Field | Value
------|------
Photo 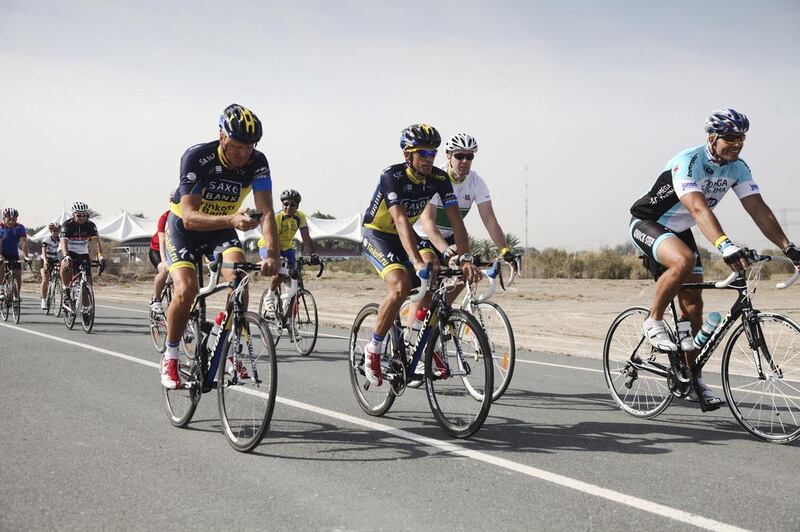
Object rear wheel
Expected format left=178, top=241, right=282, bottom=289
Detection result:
left=10, top=279, right=21, bottom=324
left=0, top=282, right=8, bottom=321
left=602, top=306, right=673, bottom=418
left=425, top=309, right=493, bottom=438
left=54, top=279, right=64, bottom=318
left=80, top=283, right=95, bottom=333
left=163, top=315, right=203, bottom=427
left=291, top=290, right=318, bottom=355
left=722, top=313, right=800, bottom=444
left=349, top=303, right=395, bottom=416
left=217, top=312, right=277, bottom=452
left=464, top=300, right=515, bottom=402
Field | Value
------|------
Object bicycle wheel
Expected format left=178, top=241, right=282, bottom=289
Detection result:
left=258, top=287, right=282, bottom=348
left=0, top=282, right=8, bottom=321
left=11, top=279, right=21, bottom=324
left=291, top=289, right=318, bottom=356
left=425, top=309, right=493, bottom=438
left=722, top=313, right=800, bottom=443
left=163, top=316, right=203, bottom=427
left=348, top=303, right=395, bottom=416
left=63, top=285, right=77, bottom=329
left=150, top=307, right=167, bottom=353
left=217, top=312, right=277, bottom=452
left=465, top=300, right=515, bottom=402
left=54, top=279, right=63, bottom=318
left=603, top=306, right=673, bottom=418
left=80, top=283, right=95, bottom=333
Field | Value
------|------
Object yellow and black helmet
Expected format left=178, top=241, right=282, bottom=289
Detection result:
left=219, top=103, right=263, bottom=144
left=399, top=123, right=441, bottom=151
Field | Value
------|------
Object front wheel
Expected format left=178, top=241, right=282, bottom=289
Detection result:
left=722, top=313, right=800, bottom=444
left=348, top=303, right=395, bottom=416
left=54, top=279, right=64, bottom=318
left=10, top=279, right=21, bottom=324
left=425, top=309, right=493, bottom=438
left=463, top=300, right=515, bottom=402
left=63, top=285, right=77, bottom=329
left=602, top=306, right=673, bottom=418
left=80, top=283, right=95, bottom=333
left=217, top=312, right=277, bottom=452
left=163, top=316, right=203, bottom=427
left=291, top=290, right=318, bottom=356
left=0, top=283, right=8, bottom=321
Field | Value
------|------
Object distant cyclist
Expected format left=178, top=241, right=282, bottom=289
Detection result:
left=60, top=202, right=105, bottom=311
left=257, top=188, right=317, bottom=313
left=160, top=103, right=280, bottom=389
left=629, top=108, right=800, bottom=409
left=40, top=222, right=61, bottom=309
left=416, top=132, right=516, bottom=303
left=0, top=207, right=31, bottom=300
left=148, top=209, right=170, bottom=313
left=360, top=123, right=479, bottom=386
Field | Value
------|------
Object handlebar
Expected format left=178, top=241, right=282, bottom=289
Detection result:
left=408, top=263, right=432, bottom=303
left=713, top=250, right=799, bottom=289
left=472, top=260, right=500, bottom=302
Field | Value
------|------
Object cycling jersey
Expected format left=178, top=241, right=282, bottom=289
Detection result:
left=149, top=211, right=170, bottom=251
left=41, top=234, right=60, bottom=260
left=60, top=219, right=98, bottom=255
left=363, top=163, right=457, bottom=235
left=0, top=223, right=27, bottom=258
left=630, top=144, right=760, bottom=232
left=414, top=168, right=491, bottom=239
left=170, top=140, right=272, bottom=218
left=257, top=209, right=307, bottom=252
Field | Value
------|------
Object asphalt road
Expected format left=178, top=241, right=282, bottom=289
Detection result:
left=1, top=293, right=798, bottom=531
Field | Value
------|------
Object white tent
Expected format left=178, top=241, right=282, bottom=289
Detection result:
left=96, top=211, right=157, bottom=242
left=236, top=214, right=364, bottom=245
left=29, top=211, right=71, bottom=242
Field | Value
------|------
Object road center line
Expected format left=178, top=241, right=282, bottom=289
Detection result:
left=0, top=321, right=749, bottom=532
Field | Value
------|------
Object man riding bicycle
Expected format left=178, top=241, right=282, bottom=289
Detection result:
left=257, top=188, right=318, bottom=313
left=40, top=222, right=61, bottom=309
left=161, top=103, right=280, bottom=389
left=0, top=207, right=31, bottom=300
left=60, top=202, right=105, bottom=311
left=361, top=123, right=480, bottom=386
left=629, top=108, right=800, bottom=409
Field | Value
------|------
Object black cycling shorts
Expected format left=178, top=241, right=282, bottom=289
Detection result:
left=164, top=212, right=243, bottom=272
left=362, top=228, right=435, bottom=279
left=629, top=218, right=702, bottom=276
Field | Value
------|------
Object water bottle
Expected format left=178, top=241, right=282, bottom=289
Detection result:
left=207, top=311, right=226, bottom=353
left=693, top=312, right=721, bottom=350
left=676, top=319, right=694, bottom=352
left=405, top=308, right=427, bottom=344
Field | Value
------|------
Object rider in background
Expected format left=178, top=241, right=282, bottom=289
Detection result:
left=0, top=207, right=31, bottom=300
left=148, top=209, right=170, bottom=313
left=257, top=188, right=317, bottom=314
left=59, top=202, right=105, bottom=311
left=40, top=223, right=61, bottom=309
left=629, top=108, right=800, bottom=409
left=360, top=123, right=479, bottom=386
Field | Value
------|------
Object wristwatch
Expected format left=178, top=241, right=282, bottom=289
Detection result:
left=457, top=253, right=474, bottom=265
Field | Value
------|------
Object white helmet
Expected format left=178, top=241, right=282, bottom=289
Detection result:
left=71, top=201, right=89, bottom=214
left=445, top=132, right=478, bottom=153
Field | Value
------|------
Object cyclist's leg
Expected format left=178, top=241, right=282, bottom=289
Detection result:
left=41, top=261, right=50, bottom=299
left=407, top=236, right=443, bottom=325
left=216, top=233, right=247, bottom=306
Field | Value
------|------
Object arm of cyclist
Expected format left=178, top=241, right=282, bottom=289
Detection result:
left=739, top=194, right=800, bottom=270
left=419, top=202, right=451, bottom=254
left=388, top=204, right=429, bottom=274
left=476, top=200, right=515, bottom=262
left=299, top=225, right=317, bottom=259
left=179, top=194, right=259, bottom=232
left=254, top=189, right=280, bottom=276
left=681, top=191, right=748, bottom=272
left=443, top=204, right=481, bottom=284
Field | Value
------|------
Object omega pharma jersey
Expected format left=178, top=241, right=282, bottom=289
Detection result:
left=170, top=141, right=272, bottom=218
left=630, top=144, right=760, bottom=233
left=257, top=209, right=308, bottom=251
left=414, top=169, right=491, bottom=239
left=363, top=163, right=457, bottom=235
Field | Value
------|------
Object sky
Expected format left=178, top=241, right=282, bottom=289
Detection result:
left=1, top=0, right=799, bottom=250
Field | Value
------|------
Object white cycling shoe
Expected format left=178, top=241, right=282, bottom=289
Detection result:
left=642, top=318, right=677, bottom=352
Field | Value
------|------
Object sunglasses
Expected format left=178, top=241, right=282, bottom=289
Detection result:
left=719, top=133, right=746, bottom=143
left=282, top=201, right=297, bottom=208
left=452, top=152, right=475, bottom=161
left=75, top=214, right=88, bottom=218
left=413, top=149, right=437, bottom=158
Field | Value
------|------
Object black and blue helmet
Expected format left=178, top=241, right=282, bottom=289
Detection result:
left=399, top=123, right=441, bottom=151
left=704, top=108, right=749, bottom=135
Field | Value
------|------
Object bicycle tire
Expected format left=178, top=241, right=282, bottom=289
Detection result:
left=163, top=315, right=203, bottom=427
left=258, top=287, right=282, bottom=348
left=150, top=308, right=168, bottom=353
left=63, top=285, right=77, bottom=329
left=80, top=283, right=95, bottom=333
left=44, top=278, right=53, bottom=315
left=722, top=312, right=800, bottom=444
left=217, top=312, right=277, bottom=452
left=11, top=279, right=21, bottom=324
left=54, top=279, right=63, bottom=318
left=348, top=303, right=396, bottom=416
left=602, top=306, right=673, bottom=418
left=0, top=281, right=8, bottom=322
left=464, top=300, right=515, bottom=402
left=425, top=309, right=493, bottom=438
left=291, top=289, right=318, bottom=356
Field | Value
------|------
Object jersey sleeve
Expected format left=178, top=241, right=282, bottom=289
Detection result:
left=297, top=210, right=308, bottom=229
left=88, top=221, right=99, bottom=237
left=157, top=211, right=169, bottom=233
left=435, top=178, right=458, bottom=208
left=731, top=160, right=760, bottom=199
left=251, top=153, right=272, bottom=193
left=380, top=170, right=405, bottom=209
left=177, top=149, right=205, bottom=197
left=473, top=174, right=492, bottom=204
left=670, top=152, right=703, bottom=199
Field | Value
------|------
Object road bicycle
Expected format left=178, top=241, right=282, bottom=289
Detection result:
left=603, top=250, right=800, bottom=443
left=162, top=257, right=277, bottom=452
left=149, top=276, right=173, bottom=353
left=258, top=256, right=323, bottom=355
left=42, top=258, right=62, bottom=316
left=0, top=258, right=29, bottom=324
left=62, top=259, right=103, bottom=333
left=349, top=266, right=494, bottom=438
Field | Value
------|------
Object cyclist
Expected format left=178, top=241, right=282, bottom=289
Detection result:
left=161, top=103, right=280, bottom=390
left=0, top=207, right=31, bottom=301
left=416, top=132, right=516, bottom=302
left=39, top=222, right=61, bottom=309
left=361, top=123, right=480, bottom=386
left=60, top=202, right=105, bottom=311
left=257, top=188, right=318, bottom=313
left=629, top=108, right=800, bottom=409
left=148, top=209, right=170, bottom=313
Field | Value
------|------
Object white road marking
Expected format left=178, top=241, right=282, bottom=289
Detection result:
left=0, top=321, right=749, bottom=532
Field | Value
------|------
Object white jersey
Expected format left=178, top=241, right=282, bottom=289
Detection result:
left=414, top=168, right=491, bottom=238
left=42, top=235, right=60, bottom=259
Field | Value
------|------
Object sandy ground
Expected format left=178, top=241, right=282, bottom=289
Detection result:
left=55, top=269, right=800, bottom=360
